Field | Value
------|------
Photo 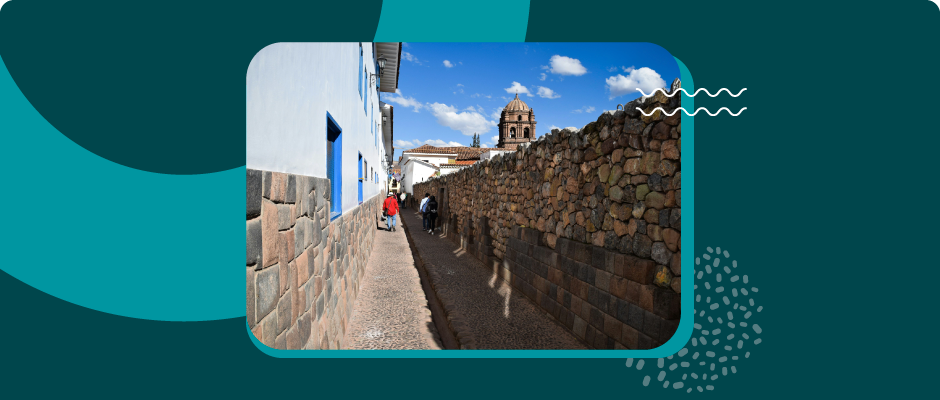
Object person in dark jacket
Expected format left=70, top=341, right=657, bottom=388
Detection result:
left=426, top=195, right=438, bottom=234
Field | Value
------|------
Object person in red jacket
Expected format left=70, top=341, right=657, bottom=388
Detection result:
left=382, top=192, right=400, bottom=232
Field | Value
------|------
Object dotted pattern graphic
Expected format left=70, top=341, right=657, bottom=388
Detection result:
left=626, top=247, right=763, bottom=393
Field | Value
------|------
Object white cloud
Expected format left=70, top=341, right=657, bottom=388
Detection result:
left=402, top=42, right=410, bottom=48
left=382, top=89, right=423, bottom=112
left=456, top=83, right=464, bottom=87
left=402, top=52, right=421, bottom=65
left=490, top=107, right=504, bottom=120
left=427, top=102, right=497, bottom=136
left=607, top=66, right=619, bottom=72
left=539, top=73, right=547, bottom=81
left=425, top=139, right=465, bottom=147
left=504, top=81, right=533, bottom=97
left=443, top=60, right=455, bottom=68
left=623, top=65, right=635, bottom=73
left=549, top=125, right=561, bottom=131
left=536, top=86, right=561, bottom=99
left=606, top=67, right=667, bottom=99
left=396, top=139, right=465, bottom=148
left=484, top=135, right=500, bottom=147
left=549, top=55, right=587, bottom=76
left=572, top=106, right=596, bottom=114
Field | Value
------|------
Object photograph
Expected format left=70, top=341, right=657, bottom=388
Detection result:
left=246, top=42, right=682, bottom=350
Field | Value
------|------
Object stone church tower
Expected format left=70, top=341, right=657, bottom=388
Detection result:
left=497, top=93, right=536, bottom=149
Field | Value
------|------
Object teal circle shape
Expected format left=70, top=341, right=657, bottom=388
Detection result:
left=0, top=56, right=242, bottom=321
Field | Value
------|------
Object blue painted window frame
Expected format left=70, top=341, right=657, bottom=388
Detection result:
left=358, top=153, right=364, bottom=204
left=326, top=112, right=343, bottom=221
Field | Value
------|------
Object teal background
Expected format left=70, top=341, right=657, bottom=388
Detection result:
left=1, top=0, right=937, bottom=398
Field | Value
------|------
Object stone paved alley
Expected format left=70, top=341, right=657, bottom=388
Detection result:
left=343, top=219, right=441, bottom=350
left=401, top=209, right=586, bottom=350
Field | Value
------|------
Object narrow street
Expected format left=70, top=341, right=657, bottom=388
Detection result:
left=342, top=215, right=441, bottom=350
left=402, top=209, right=586, bottom=350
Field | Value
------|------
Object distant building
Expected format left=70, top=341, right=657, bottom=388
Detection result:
left=479, top=148, right=516, bottom=161
left=398, top=144, right=488, bottom=194
left=497, top=93, right=536, bottom=149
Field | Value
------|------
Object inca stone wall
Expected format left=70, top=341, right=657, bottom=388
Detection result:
left=414, top=83, right=683, bottom=349
left=246, top=168, right=380, bottom=350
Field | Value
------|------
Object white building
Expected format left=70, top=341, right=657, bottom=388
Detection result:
left=247, top=42, right=401, bottom=220
left=400, top=158, right=439, bottom=195
left=479, top=148, right=516, bottom=161
left=397, top=145, right=489, bottom=195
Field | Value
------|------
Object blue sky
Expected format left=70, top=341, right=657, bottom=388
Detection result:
left=382, top=42, right=680, bottom=160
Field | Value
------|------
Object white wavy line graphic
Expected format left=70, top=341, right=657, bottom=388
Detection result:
left=637, top=107, right=747, bottom=117
left=636, top=88, right=747, bottom=97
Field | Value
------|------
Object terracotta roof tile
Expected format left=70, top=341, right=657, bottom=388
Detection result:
left=402, top=144, right=489, bottom=161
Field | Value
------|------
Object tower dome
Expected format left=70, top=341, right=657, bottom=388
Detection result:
left=505, top=93, right=530, bottom=111
left=497, top=93, right=536, bottom=149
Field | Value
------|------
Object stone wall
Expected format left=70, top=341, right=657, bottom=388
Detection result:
left=246, top=168, right=380, bottom=350
left=414, top=84, right=683, bottom=349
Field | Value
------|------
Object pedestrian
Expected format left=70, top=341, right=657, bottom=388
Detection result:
left=399, top=191, right=406, bottom=208
left=419, top=193, right=430, bottom=230
left=426, top=195, right=438, bottom=234
left=382, top=192, right=399, bottom=232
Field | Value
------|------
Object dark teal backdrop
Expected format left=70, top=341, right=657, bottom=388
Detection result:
left=0, top=0, right=937, bottom=398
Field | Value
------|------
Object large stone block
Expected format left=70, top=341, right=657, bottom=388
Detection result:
left=276, top=292, right=291, bottom=335
left=622, top=255, right=655, bottom=284
left=278, top=230, right=294, bottom=267
left=286, top=327, right=301, bottom=350
left=246, top=268, right=255, bottom=329
left=246, top=219, right=262, bottom=267
left=277, top=204, right=292, bottom=231
left=256, top=265, right=279, bottom=324
left=271, top=172, right=288, bottom=203
left=311, top=214, right=322, bottom=248
left=286, top=174, right=297, bottom=203
left=247, top=169, right=262, bottom=219
left=642, top=310, right=663, bottom=341
left=261, top=199, right=279, bottom=268
left=261, top=313, right=276, bottom=348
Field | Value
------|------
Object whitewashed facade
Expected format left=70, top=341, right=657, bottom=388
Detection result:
left=247, top=42, right=400, bottom=219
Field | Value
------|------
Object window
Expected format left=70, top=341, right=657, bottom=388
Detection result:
left=517, top=115, right=522, bottom=121
left=510, top=127, right=516, bottom=138
left=358, top=153, right=364, bottom=204
left=524, top=128, right=530, bottom=138
left=327, top=112, right=343, bottom=221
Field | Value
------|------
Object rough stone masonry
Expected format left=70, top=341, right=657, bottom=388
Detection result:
left=414, top=79, right=683, bottom=349
left=247, top=169, right=380, bottom=350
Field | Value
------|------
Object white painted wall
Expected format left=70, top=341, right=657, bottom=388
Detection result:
left=247, top=42, right=389, bottom=216
left=439, top=166, right=466, bottom=176
left=480, top=149, right=514, bottom=161
left=401, top=160, right=438, bottom=195
left=400, top=152, right=454, bottom=168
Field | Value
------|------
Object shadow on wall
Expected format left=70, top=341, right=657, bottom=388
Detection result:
left=411, top=83, right=683, bottom=349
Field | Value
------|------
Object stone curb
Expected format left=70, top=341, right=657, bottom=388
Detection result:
left=401, top=214, right=477, bottom=350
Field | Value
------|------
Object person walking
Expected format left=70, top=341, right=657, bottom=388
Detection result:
left=426, top=195, right=439, bottom=234
left=419, top=193, right=430, bottom=231
left=382, top=192, right=399, bottom=232
left=399, top=191, right=406, bottom=209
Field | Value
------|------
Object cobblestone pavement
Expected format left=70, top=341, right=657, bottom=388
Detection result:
left=343, top=218, right=441, bottom=350
left=403, top=210, right=587, bottom=350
